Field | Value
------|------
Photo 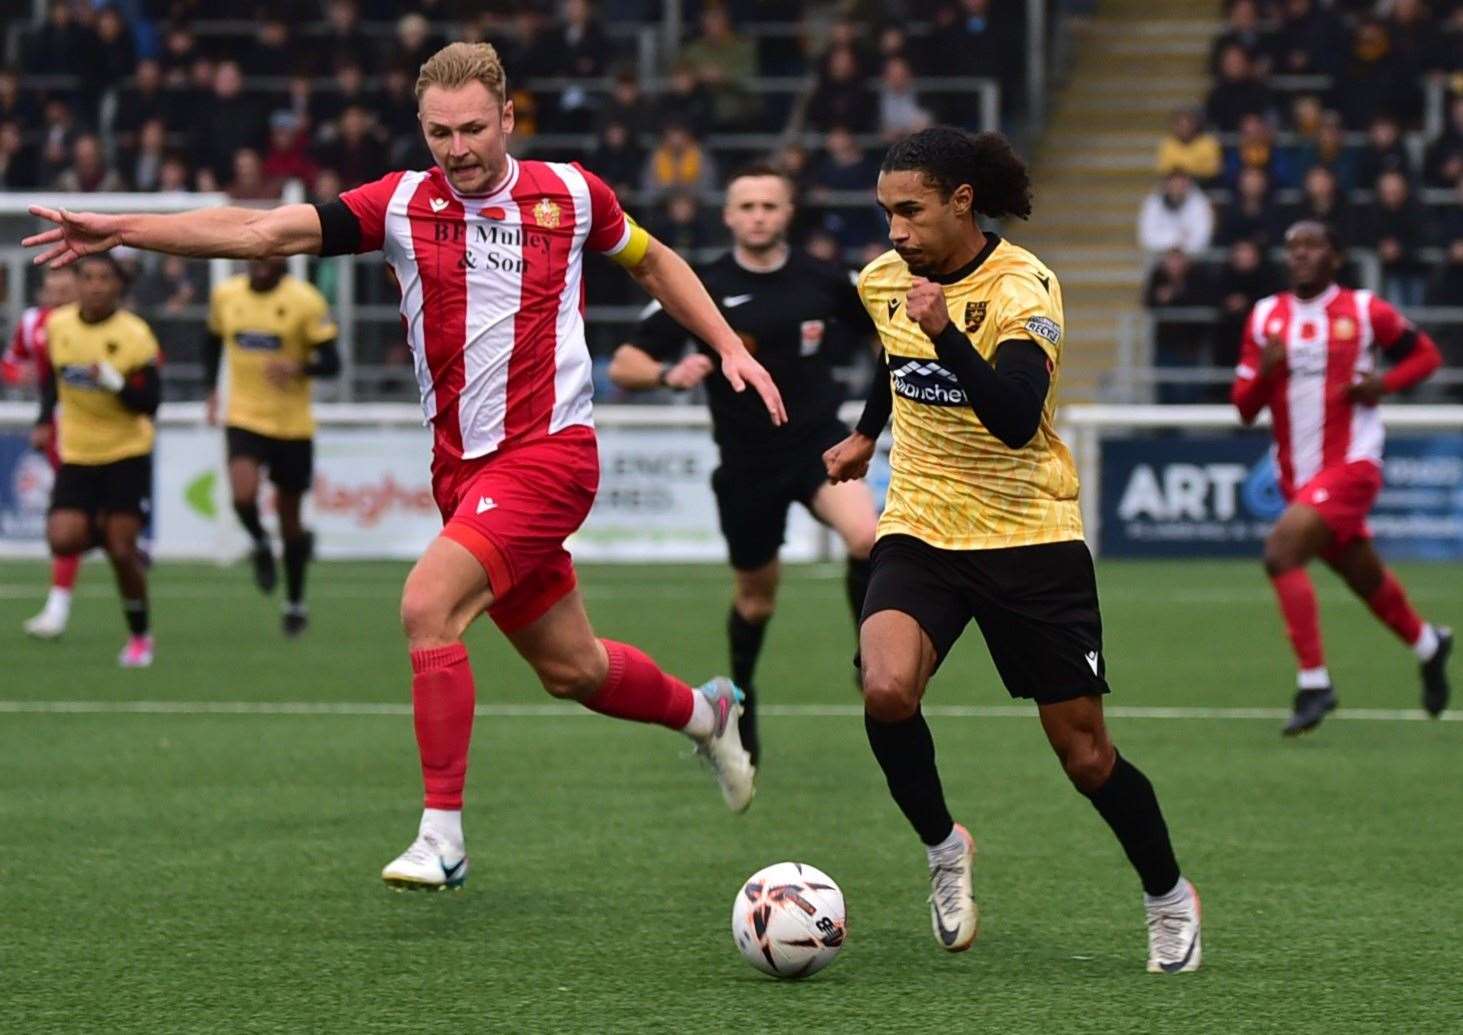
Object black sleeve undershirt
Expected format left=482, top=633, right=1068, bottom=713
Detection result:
left=930, top=326, right=1051, bottom=449
left=117, top=364, right=161, bottom=416
left=314, top=201, right=361, bottom=257
left=855, top=353, right=893, bottom=438
left=202, top=332, right=222, bottom=388
left=304, top=340, right=341, bottom=378
left=37, top=366, right=57, bottom=425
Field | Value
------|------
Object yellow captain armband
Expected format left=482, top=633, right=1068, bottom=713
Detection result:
left=608, top=216, right=651, bottom=269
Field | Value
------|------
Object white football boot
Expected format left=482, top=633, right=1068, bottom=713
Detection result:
left=118, top=634, right=154, bottom=668
left=381, top=827, right=469, bottom=891
left=928, top=823, right=979, bottom=952
left=693, top=677, right=756, bottom=814
left=23, top=604, right=68, bottom=639
left=1145, top=878, right=1202, bottom=973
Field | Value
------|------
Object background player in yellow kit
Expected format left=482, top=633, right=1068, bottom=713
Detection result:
left=204, top=257, right=339, bottom=636
left=38, top=254, right=161, bottom=667
left=825, top=127, right=1199, bottom=973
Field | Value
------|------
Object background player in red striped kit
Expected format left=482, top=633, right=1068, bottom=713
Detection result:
left=23, top=42, right=787, bottom=889
left=3, top=266, right=82, bottom=638
left=1232, top=221, right=1452, bottom=735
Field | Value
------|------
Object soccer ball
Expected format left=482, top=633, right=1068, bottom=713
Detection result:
left=731, top=862, right=846, bottom=979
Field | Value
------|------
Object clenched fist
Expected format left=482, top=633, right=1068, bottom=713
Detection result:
left=906, top=277, right=951, bottom=339
left=823, top=432, right=876, bottom=484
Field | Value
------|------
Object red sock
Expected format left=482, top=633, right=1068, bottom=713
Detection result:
left=409, top=643, right=476, bottom=810
left=1269, top=569, right=1324, bottom=670
left=1365, top=570, right=1424, bottom=647
left=51, top=554, right=79, bottom=591
left=584, top=640, right=695, bottom=729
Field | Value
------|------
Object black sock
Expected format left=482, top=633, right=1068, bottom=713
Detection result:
left=728, top=607, right=768, bottom=765
left=845, top=556, right=872, bottom=625
left=234, top=502, right=267, bottom=546
left=865, top=708, right=955, bottom=846
left=1084, top=752, right=1182, bottom=896
left=283, top=532, right=314, bottom=606
left=122, top=598, right=149, bottom=636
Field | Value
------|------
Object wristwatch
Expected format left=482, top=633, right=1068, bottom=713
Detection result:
left=656, top=363, right=671, bottom=388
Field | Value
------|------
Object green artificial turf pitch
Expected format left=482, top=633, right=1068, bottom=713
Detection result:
left=2, top=559, right=1460, bottom=1033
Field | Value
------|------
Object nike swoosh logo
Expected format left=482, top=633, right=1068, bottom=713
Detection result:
left=430, top=198, right=449, bottom=213
left=933, top=905, right=963, bottom=946
left=441, top=857, right=466, bottom=881
left=1159, top=931, right=1199, bottom=973
left=722, top=294, right=753, bottom=307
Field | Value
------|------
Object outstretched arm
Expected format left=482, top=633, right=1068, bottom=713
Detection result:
left=23, top=203, right=324, bottom=268
left=626, top=236, right=786, bottom=424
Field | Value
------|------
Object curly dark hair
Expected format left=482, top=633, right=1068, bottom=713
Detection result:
left=879, top=127, right=1033, bottom=221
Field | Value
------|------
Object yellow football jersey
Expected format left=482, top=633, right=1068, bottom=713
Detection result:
left=45, top=304, right=159, bottom=465
left=858, top=235, right=1083, bottom=551
left=209, top=275, right=337, bottom=440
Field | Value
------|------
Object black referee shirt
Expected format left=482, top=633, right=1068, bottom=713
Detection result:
left=633, top=250, right=874, bottom=461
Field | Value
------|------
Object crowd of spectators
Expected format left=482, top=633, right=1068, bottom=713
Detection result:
left=1139, top=0, right=1462, bottom=402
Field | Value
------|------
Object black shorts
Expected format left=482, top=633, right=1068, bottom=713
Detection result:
left=712, top=426, right=846, bottom=571
left=50, top=454, right=153, bottom=519
left=861, top=534, right=1110, bottom=705
left=226, top=426, right=314, bottom=494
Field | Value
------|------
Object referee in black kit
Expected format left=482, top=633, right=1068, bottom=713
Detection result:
left=610, top=164, right=879, bottom=766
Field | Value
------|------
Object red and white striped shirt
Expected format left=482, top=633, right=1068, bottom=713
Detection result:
left=1232, top=285, right=1440, bottom=492
left=2, top=306, right=53, bottom=387
left=335, top=157, right=636, bottom=461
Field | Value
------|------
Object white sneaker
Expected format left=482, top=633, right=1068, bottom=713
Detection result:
left=381, top=828, right=469, bottom=891
left=23, top=606, right=68, bottom=639
left=694, top=677, right=756, bottom=814
left=928, top=823, right=979, bottom=952
left=1146, top=878, right=1202, bottom=973
left=118, top=634, right=154, bottom=668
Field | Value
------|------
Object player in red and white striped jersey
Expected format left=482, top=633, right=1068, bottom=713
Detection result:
left=3, top=266, right=83, bottom=638
left=23, top=43, right=787, bottom=888
left=1232, top=221, right=1452, bottom=734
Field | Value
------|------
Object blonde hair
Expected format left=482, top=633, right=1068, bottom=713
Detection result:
left=415, top=42, right=508, bottom=105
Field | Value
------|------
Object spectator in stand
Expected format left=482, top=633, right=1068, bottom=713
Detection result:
left=133, top=254, right=204, bottom=320
left=1284, top=164, right=1352, bottom=247
left=0, top=67, right=39, bottom=132
left=805, top=45, right=877, bottom=134
left=1354, top=113, right=1413, bottom=190
left=644, top=191, right=716, bottom=257
left=114, top=59, right=178, bottom=154
left=54, top=132, right=124, bottom=193
left=657, top=63, right=716, bottom=137
left=195, top=60, right=265, bottom=185
left=317, top=0, right=372, bottom=76
left=1357, top=169, right=1428, bottom=307
left=1224, top=113, right=1299, bottom=190
left=1426, top=187, right=1463, bottom=307
left=877, top=55, right=932, bottom=141
left=159, top=21, right=198, bottom=79
left=590, top=119, right=644, bottom=198
left=316, top=104, right=387, bottom=190
left=544, top=0, right=609, bottom=133
left=1217, top=167, right=1284, bottom=248
left=312, top=60, right=375, bottom=135
left=1156, top=107, right=1221, bottom=184
left=1425, top=7, right=1463, bottom=76
left=1275, top=0, right=1350, bottom=78
left=804, top=228, right=842, bottom=264
left=262, top=111, right=319, bottom=189
left=127, top=118, right=169, bottom=192
left=820, top=19, right=875, bottom=80
left=641, top=119, right=718, bottom=202
left=37, top=95, right=77, bottom=186
left=875, top=24, right=915, bottom=70
left=244, top=18, right=297, bottom=81
left=1138, top=171, right=1215, bottom=256
left=24, top=1, right=89, bottom=76
left=0, top=120, right=39, bottom=189
left=600, top=68, right=659, bottom=145
left=157, top=153, right=192, bottom=193
left=680, top=4, right=759, bottom=130
left=1209, top=0, right=1275, bottom=76
left=1423, top=94, right=1463, bottom=189
left=1144, top=247, right=1216, bottom=404
left=1206, top=44, right=1275, bottom=132
left=394, top=13, right=441, bottom=75
left=1296, top=109, right=1359, bottom=192
left=378, top=67, right=423, bottom=167
left=808, top=125, right=882, bottom=248
left=1339, top=18, right=1412, bottom=129
left=228, top=148, right=279, bottom=201
left=1214, top=238, right=1282, bottom=368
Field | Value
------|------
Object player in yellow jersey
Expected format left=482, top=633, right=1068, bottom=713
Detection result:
left=37, top=254, right=160, bottom=667
left=823, top=128, right=1200, bottom=973
left=204, top=257, right=339, bottom=636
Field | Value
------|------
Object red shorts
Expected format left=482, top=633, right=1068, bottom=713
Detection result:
left=1285, top=460, right=1382, bottom=555
left=432, top=426, right=599, bottom=633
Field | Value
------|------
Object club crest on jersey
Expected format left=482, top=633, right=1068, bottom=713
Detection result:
left=964, top=301, right=987, bottom=333
left=1332, top=316, right=1356, bottom=339
left=533, top=198, right=561, bottom=229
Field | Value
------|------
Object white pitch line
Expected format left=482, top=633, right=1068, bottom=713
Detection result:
left=0, top=701, right=1455, bottom=722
